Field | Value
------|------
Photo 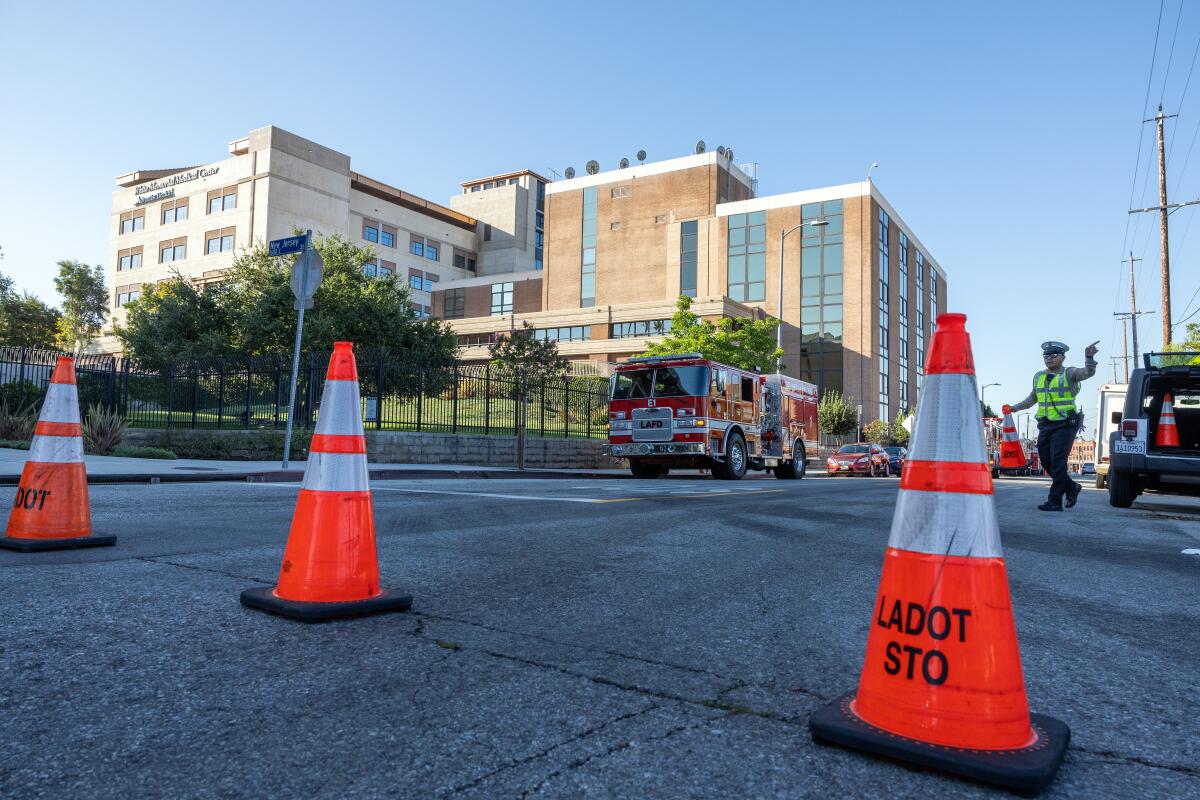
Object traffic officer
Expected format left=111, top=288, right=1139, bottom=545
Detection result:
left=1007, top=340, right=1098, bottom=511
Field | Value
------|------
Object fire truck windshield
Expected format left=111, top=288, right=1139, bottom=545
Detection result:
left=611, top=367, right=708, bottom=399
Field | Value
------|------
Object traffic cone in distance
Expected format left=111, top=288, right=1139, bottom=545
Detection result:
left=1156, top=394, right=1180, bottom=448
left=2, top=356, right=115, bottom=551
left=240, top=342, right=411, bottom=622
left=809, top=313, right=1069, bottom=792
left=999, top=409, right=1027, bottom=469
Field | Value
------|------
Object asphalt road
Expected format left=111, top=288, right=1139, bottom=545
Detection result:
left=1, top=474, right=1198, bottom=799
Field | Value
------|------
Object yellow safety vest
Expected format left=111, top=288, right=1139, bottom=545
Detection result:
left=1035, top=371, right=1076, bottom=421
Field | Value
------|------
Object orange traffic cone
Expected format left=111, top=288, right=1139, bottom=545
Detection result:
left=240, top=342, right=411, bottom=621
left=810, top=313, right=1069, bottom=792
left=999, top=407, right=1027, bottom=469
left=1156, top=393, right=1180, bottom=447
left=2, top=357, right=115, bottom=551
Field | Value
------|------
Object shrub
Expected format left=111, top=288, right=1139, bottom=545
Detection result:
left=82, top=403, right=127, bottom=455
left=863, top=419, right=891, bottom=445
left=144, top=428, right=311, bottom=460
left=0, top=400, right=36, bottom=442
left=111, top=445, right=177, bottom=460
left=0, top=380, right=44, bottom=414
left=0, top=439, right=30, bottom=450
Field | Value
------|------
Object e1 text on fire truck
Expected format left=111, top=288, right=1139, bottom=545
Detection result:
left=603, top=353, right=818, bottom=480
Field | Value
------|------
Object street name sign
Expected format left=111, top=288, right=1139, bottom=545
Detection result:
left=269, top=234, right=308, bottom=257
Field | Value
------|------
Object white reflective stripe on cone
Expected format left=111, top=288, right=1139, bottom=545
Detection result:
left=314, top=380, right=364, bottom=436
left=887, top=489, right=1002, bottom=558
left=907, top=373, right=987, bottom=464
left=27, top=434, right=85, bottom=464
left=38, top=383, right=81, bottom=425
left=1003, top=431, right=1019, bottom=442
left=300, top=451, right=369, bottom=492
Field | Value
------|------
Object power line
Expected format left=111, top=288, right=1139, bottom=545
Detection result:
left=1158, top=0, right=1186, bottom=104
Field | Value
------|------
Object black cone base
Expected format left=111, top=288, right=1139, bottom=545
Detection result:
left=240, top=586, right=412, bottom=622
left=0, top=535, right=116, bottom=552
left=810, top=693, right=1069, bottom=793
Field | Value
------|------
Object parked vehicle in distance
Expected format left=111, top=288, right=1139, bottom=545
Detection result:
left=883, top=446, right=907, bottom=475
left=604, top=353, right=818, bottom=480
left=1107, top=352, right=1200, bottom=507
left=1093, top=383, right=1128, bottom=489
left=1081, top=462, right=1096, bottom=475
left=826, top=443, right=891, bottom=477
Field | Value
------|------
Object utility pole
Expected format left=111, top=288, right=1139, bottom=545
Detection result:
left=1128, top=252, right=1141, bottom=361
left=1108, top=357, right=1123, bottom=383
left=1115, top=309, right=1154, bottom=374
left=1129, top=105, right=1200, bottom=348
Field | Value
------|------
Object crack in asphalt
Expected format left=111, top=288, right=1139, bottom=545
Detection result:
left=1071, top=746, right=1200, bottom=778
left=518, top=712, right=732, bottom=798
left=134, top=556, right=271, bottom=585
left=444, top=704, right=660, bottom=797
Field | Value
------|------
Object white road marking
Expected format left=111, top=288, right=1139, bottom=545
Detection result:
left=241, top=482, right=626, bottom=504
left=1183, top=549, right=1200, bottom=556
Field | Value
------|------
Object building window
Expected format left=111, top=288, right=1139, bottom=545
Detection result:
left=611, top=186, right=630, bottom=199
left=680, top=220, right=698, bottom=298
left=207, top=186, right=237, bottom=214
left=610, top=319, right=673, bottom=339
left=161, top=198, right=189, bottom=224
left=470, top=184, right=481, bottom=193
left=159, top=237, right=187, bottom=263
left=484, top=223, right=492, bottom=241
left=581, top=187, right=596, bottom=307
left=381, top=224, right=396, bottom=248
left=410, top=234, right=424, bottom=257
left=915, top=250, right=925, bottom=386
left=535, top=326, right=590, bottom=342
left=115, top=287, right=141, bottom=307
left=363, top=259, right=380, bottom=277
left=363, top=221, right=379, bottom=243
left=379, top=259, right=395, bottom=276
left=655, top=214, right=667, bottom=224
left=536, top=211, right=544, bottom=229
left=536, top=180, right=546, bottom=211
left=425, top=242, right=439, bottom=262
left=119, top=209, right=145, bottom=235
left=930, top=270, right=939, bottom=335
left=798, top=199, right=844, bottom=395
left=491, top=282, right=513, bottom=316
left=878, top=208, right=890, bottom=421
left=117, top=246, right=143, bottom=271
left=453, top=248, right=477, bottom=272
left=443, top=288, right=465, bottom=319
left=727, top=211, right=766, bottom=302
left=534, top=188, right=545, bottom=271
left=205, top=227, right=235, bottom=255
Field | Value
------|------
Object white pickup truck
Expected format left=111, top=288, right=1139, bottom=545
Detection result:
left=1092, top=383, right=1127, bottom=489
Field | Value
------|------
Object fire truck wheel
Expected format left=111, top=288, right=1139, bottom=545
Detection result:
left=714, top=433, right=747, bottom=480
left=629, top=459, right=664, bottom=479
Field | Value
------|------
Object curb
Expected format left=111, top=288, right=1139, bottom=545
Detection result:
left=0, top=467, right=634, bottom=486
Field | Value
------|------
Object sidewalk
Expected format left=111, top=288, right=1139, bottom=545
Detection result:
left=0, top=447, right=631, bottom=484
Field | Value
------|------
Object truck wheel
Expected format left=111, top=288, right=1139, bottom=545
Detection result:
left=1107, top=468, right=1138, bottom=508
left=774, top=448, right=807, bottom=480
left=629, top=460, right=662, bottom=479
left=714, top=433, right=747, bottom=480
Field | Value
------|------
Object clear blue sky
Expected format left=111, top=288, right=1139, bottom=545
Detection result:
left=2, top=1, right=1196, bottom=434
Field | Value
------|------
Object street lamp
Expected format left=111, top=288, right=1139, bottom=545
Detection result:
left=980, top=382, right=1000, bottom=416
left=1017, top=412, right=1031, bottom=440
left=777, top=217, right=828, bottom=373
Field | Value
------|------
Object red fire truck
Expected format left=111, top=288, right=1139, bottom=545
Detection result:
left=604, top=353, right=818, bottom=480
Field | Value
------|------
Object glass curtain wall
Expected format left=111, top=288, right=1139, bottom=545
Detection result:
left=727, top=211, right=767, bottom=301
left=581, top=187, right=597, bottom=306
left=798, top=199, right=844, bottom=396
left=915, top=250, right=926, bottom=392
left=878, top=208, right=890, bottom=423
left=898, top=230, right=909, bottom=413
left=680, top=220, right=698, bottom=297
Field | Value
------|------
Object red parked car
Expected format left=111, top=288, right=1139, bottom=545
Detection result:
left=826, top=443, right=892, bottom=477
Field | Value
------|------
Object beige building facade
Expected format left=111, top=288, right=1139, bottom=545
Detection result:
left=105, top=126, right=540, bottom=348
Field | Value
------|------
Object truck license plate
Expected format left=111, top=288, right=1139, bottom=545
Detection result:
left=1113, top=440, right=1146, bottom=455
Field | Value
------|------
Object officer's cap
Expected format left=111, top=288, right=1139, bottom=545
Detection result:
left=1041, top=341, right=1068, bottom=356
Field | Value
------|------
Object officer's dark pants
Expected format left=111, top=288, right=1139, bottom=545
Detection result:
left=1037, top=419, right=1079, bottom=506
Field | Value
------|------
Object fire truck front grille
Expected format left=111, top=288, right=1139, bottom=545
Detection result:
left=632, top=408, right=673, bottom=441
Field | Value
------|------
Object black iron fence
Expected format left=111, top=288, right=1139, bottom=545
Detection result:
left=0, top=346, right=611, bottom=440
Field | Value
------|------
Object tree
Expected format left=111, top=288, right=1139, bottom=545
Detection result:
left=863, top=419, right=891, bottom=445
left=54, top=259, right=108, bottom=351
left=0, top=269, right=60, bottom=349
left=642, top=295, right=783, bottom=372
left=980, top=401, right=997, bottom=418
left=890, top=409, right=912, bottom=446
left=0, top=293, right=61, bottom=349
left=1163, top=323, right=1200, bottom=364
left=221, top=234, right=457, bottom=362
left=114, top=275, right=235, bottom=370
left=818, top=389, right=858, bottom=439
left=489, top=321, right=568, bottom=382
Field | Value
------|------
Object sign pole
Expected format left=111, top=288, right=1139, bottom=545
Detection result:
left=282, top=230, right=312, bottom=469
